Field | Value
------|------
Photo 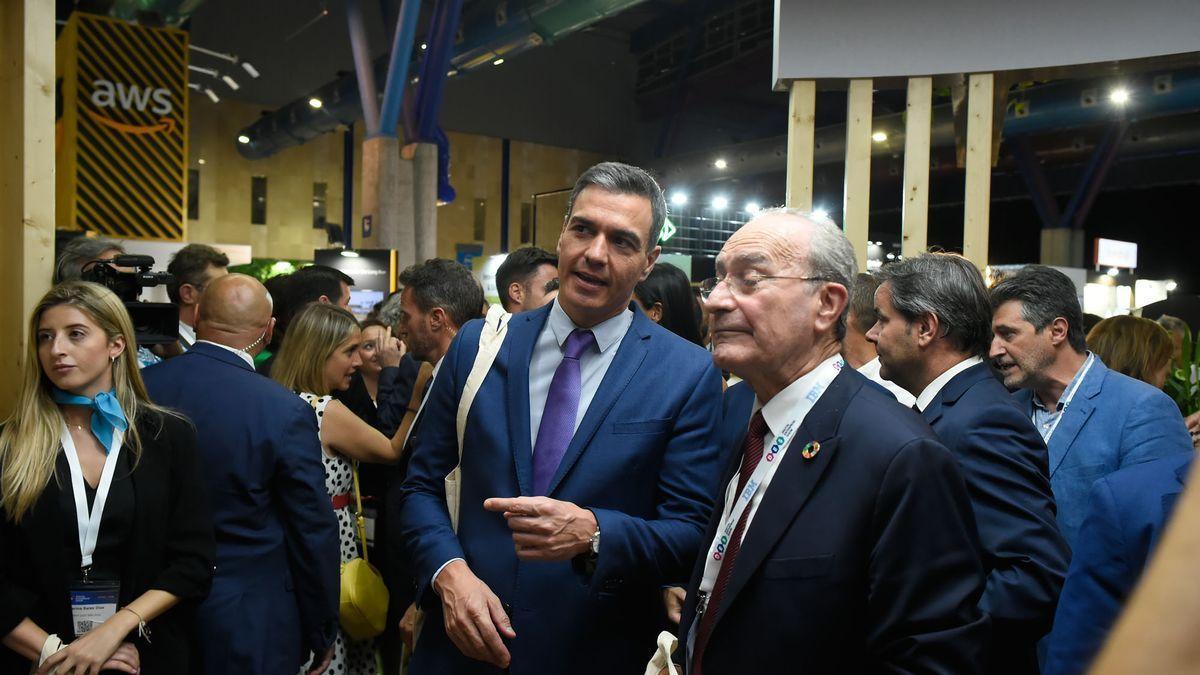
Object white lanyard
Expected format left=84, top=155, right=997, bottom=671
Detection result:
left=60, top=423, right=125, bottom=569
left=1039, top=353, right=1096, bottom=445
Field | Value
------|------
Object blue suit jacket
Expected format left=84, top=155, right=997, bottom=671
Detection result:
left=142, top=342, right=340, bottom=675
left=679, top=369, right=989, bottom=674
left=923, top=363, right=1070, bottom=672
left=1043, top=453, right=1193, bottom=675
left=1013, top=357, right=1192, bottom=547
left=397, top=303, right=725, bottom=675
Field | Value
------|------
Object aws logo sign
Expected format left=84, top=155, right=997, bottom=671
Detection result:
left=86, top=79, right=176, bottom=135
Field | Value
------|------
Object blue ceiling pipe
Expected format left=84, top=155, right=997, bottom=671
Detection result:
left=346, top=0, right=382, bottom=136
left=377, top=0, right=423, bottom=136
left=235, top=0, right=653, bottom=160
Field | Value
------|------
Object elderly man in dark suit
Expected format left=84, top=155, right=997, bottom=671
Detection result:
left=143, top=274, right=340, bottom=675
left=867, top=252, right=1071, bottom=674
left=678, top=210, right=987, bottom=674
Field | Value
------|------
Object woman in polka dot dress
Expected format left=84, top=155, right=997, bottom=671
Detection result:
left=271, top=303, right=410, bottom=675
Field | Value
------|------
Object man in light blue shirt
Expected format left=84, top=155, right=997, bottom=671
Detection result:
left=989, top=265, right=1191, bottom=548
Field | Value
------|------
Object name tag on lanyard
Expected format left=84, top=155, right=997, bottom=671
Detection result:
left=61, top=423, right=124, bottom=636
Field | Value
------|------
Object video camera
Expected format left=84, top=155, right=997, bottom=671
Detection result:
left=82, top=254, right=179, bottom=346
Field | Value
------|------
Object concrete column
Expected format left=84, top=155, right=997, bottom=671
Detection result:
left=361, top=136, right=415, bottom=268
left=413, top=142, right=438, bottom=262
left=1040, top=228, right=1086, bottom=267
left=0, top=0, right=55, bottom=417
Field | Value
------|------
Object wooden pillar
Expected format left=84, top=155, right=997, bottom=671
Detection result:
left=901, top=77, right=932, bottom=258
left=0, top=0, right=55, bottom=418
left=843, top=79, right=873, bottom=272
left=785, top=79, right=816, bottom=211
left=963, top=73, right=995, bottom=269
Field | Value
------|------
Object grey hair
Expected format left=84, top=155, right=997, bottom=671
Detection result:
left=760, top=207, right=858, bottom=340
left=377, top=291, right=404, bottom=331
left=565, top=162, right=667, bottom=252
left=990, top=265, right=1086, bottom=353
left=55, top=237, right=124, bottom=283
left=875, top=253, right=993, bottom=356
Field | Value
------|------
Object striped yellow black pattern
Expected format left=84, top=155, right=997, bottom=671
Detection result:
left=58, top=13, right=188, bottom=240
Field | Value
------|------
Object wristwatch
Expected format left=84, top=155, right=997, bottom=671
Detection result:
left=589, top=527, right=601, bottom=555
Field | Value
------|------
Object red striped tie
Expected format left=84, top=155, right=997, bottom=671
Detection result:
left=692, top=411, right=768, bottom=675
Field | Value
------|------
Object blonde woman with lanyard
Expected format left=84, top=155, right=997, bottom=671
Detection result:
left=272, top=303, right=407, bottom=675
left=0, top=281, right=215, bottom=674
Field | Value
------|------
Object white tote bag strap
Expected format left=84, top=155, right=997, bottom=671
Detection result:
left=446, top=304, right=512, bottom=531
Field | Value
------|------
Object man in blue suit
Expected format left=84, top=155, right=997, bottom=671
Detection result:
left=1043, top=452, right=1192, bottom=675
left=867, top=253, right=1070, bottom=674
left=989, top=265, right=1192, bottom=548
left=143, top=274, right=340, bottom=675
left=677, top=211, right=987, bottom=673
left=397, top=163, right=725, bottom=674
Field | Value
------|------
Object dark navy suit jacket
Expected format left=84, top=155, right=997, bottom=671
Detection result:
left=143, top=342, right=340, bottom=675
left=922, top=362, right=1071, bottom=674
left=1013, top=358, right=1191, bottom=547
left=397, top=303, right=725, bottom=675
left=679, top=368, right=989, bottom=674
left=1043, top=453, right=1193, bottom=675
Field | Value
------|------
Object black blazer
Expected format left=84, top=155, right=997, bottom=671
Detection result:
left=0, top=410, right=215, bottom=674
left=921, top=362, right=1070, bottom=674
left=679, top=368, right=989, bottom=674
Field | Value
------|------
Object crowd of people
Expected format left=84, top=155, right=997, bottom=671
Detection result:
left=1, top=161, right=1197, bottom=675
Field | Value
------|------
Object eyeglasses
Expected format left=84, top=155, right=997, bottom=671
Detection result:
left=698, top=272, right=828, bottom=300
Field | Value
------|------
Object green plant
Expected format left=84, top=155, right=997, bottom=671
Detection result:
left=1165, top=329, right=1200, bottom=415
left=229, top=258, right=309, bottom=282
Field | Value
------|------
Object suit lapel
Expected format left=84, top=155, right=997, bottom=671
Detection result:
left=506, top=308, right=548, bottom=496
left=923, top=363, right=989, bottom=428
left=708, top=369, right=857, bottom=632
left=1047, top=363, right=1104, bottom=478
left=545, top=313, right=651, bottom=496
left=1163, top=458, right=1193, bottom=520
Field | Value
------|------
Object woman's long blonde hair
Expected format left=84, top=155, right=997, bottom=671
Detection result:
left=272, top=302, right=360, bottom=396
left=0, top=282, right=168, bottom=522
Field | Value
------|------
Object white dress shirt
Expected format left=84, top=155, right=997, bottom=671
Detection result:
left=913, top=356, right=984, bottom=412
left=528, top=299, right=633, bottom=449
left=178, top=321, right=196, bottom=350
left=857, top=356, right=917, bottom=407
left=195, top=339, right=255, bottom=368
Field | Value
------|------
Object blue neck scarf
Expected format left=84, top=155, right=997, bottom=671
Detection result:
left=52, top=388, right=129, bottom=454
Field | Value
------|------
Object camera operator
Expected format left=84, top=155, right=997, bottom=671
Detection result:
left=53, top=237, right=126, bottom=283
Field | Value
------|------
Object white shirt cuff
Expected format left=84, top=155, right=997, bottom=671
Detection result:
left=431, top=557, right=466, bottom=593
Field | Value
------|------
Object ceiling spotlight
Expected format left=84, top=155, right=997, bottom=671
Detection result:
left=812, top=208, right=829, bottom=220
left=1167, top=280, right=1179, bottom=291
left=222, top=74, right=240, bottom=91
left=1106, top=267, right=1120, bottom=277
left=340, top=250, right=360, bottom=258
left=308, top=97, right=323, bottom=109
left=197, top=158, right=206, bottom=165
left=241, top=62, right=260, bottom=78
left=713, top=158, right=728, bottom=170
left=237, top=134, right=250, bottom=144
left=669, top=191, right=688, bottom=206
left=871, top=131, right=888, bottom=142
left=447, top=69, right=458, bottom=77
left=711, top=196, right=729, bottom=210
left=1110, top=88, right=1130, bottom=105
left=492, top=58, right=505, bottom=66
left=420, top=43, right=428, bottom=51
left=745, top=201, right=760, bottom=214
left=204, top=88, right=220, bottom=104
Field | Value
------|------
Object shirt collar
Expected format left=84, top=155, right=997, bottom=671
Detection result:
left=546, top=299, right=632, bottom=355
left=178, top=321, right=196, bottom=346
left=195, top=339, right=255, bottom=368
left=754, top=355, right=843, bottom=438
left=1032, top=351, right=1095, bottom=412
left=915, top=356, right=983, bottom=412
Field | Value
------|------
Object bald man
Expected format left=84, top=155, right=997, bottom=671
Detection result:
left=142, top=274, right=341, bottom=675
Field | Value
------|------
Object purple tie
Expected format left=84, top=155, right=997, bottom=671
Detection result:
left=532, top=329, right=596, bottom=495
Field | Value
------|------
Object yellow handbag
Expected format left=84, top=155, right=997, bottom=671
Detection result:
left=339, top=460, right=389, bottom=641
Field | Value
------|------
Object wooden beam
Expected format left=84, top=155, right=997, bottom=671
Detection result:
left=843, top=79, right=873, bottom=272
left=963, top=73, right=995, bottom=269
left=901, top=77, right=932, bottom=258
left=785, top=79, right=816, bottom=211
left=0, top=0, right=55, bottom=417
